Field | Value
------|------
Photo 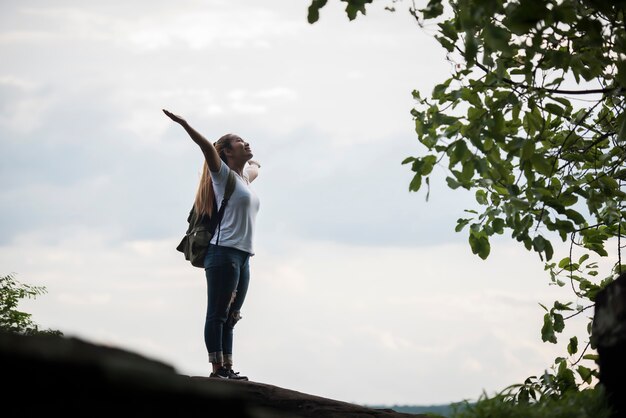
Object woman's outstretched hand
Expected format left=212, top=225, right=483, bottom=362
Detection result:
left=162, top=108, right=221, bottom=171
left=162, top=109, right=186, bottom=125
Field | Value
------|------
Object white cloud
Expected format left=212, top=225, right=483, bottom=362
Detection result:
left=13, top=3, right=303, bottom=52
left=0, top=95, right=52, bottom=133
left=253, top=87, right=298, bottom=101
left=230, top=101, right=267, bottom=114
left=0, top=76, right=38, bottom=90
left=0, top=76, right=52, bottom=133
left=223, top=87, right=297, bottom=115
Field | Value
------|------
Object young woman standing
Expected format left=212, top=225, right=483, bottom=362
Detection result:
left=163, top=109, right=261, bottom=380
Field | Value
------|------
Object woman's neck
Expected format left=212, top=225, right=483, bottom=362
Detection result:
left=228, top=160, right=246, bottom=176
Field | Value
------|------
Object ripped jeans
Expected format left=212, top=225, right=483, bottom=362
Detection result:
left=203, top=244, right=251, bottom=367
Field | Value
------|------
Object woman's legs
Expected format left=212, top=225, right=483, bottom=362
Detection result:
left=204, top=245, right=250, bottom=375
left=222, top=255, right=250, bottom=369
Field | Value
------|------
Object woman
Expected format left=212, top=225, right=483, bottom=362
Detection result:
left=163, top=109, right=261, bottom=380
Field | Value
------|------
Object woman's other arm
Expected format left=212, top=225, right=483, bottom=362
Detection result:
left=246, top=160, right=261, bottom=183
left=162, top=109, right=221, bottom=172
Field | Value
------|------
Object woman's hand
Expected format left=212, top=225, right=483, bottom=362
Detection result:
left=162, top=108, right=221, bottom=172
left=162, top=109, right=186, bottom=125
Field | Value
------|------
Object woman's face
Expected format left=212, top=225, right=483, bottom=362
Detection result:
left=227, top=135, right=253, bottom=161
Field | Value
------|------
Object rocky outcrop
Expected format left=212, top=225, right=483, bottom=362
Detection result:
left=0, top=332, right=423, bottom=417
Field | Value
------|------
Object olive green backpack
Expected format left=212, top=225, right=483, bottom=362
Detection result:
left=176, top=170, right=236, bottom=268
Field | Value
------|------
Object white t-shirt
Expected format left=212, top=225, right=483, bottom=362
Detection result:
left=209, top=162, right=260, bottom=255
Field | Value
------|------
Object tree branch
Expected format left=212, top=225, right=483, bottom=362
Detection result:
left=571, top=340, right=592, bottom=366
left=564, top=304, right=595, bottom=320
left=472, top=59, right=622, bottom=96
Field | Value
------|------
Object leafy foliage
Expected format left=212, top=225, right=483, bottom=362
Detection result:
left=308, top=0, right=626, bottom=401
left=0, top=273, right=62, bottom=336
left=451, top=384, right=611, bottom=418
left=405, top=0, right=626, bottom=394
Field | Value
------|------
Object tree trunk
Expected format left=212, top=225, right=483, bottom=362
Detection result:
left=592, top=272, right=626, bottom=418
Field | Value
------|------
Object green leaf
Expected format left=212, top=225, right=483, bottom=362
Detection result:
left=544, top=240, right=554, bottom=261
left=552, top=96, right=572, bottom=108
left=461, top=87, right=482, bottom=107
left=577, top=365, right=593, bottom=384
left=469, top=231, right=490, bottom=259
left=345, top=0, right=373, bottom=20
left=492, top=218, right=505, bottom=234
left=411, top=155, right=437, bottom=176
left=541, top=313, right=556, bottom=343
left=438, top=20, right=458, bottom=42
left=475, top=189, right=488, bottom=205
left=450, top=140, right=470, bottom=167
left=460, top=160, right=474, bottom=183
left=564, top=209, right=586, bottom=224
left=446, top=176, right=462, bottom=190
left=464, top=31, right=478, bottom=66
left=553, top=313, right=564, bottom=333
left=521, top=140, right=535, bottom=161
left=420, top=0, right=444, bottom=19
left=558, top=257, right=571, bottom=269
left=506, top=0, right=545, bottom=35
left=544, top=103, right=564, bottom=117
left=567, top=336, right=578, bottom=355
left=531, top=154, right=554, bottom=176
left=456, top=218, right=470, bottom=232
left=559, top=193, right=578, bottom=206
left=553, top=301, right=573, bottom=311
left=532, top=235, right=546, bottom=252
left=422, top=155, right=438, bottom=175
left=307, top=0, right=328, bottom=23
left=524, top=107, right=543, bottom=136
left=435, top=35, right=455, bottom=52
left=409, top=173, right=422, bottom=192
left=414, top=117, right=424, bottom=136
left=432, top=81, right=450, bottom=99
left=484, top=23, right=511, bottom=51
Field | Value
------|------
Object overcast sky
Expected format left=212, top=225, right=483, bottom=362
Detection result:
left=0, top=0, right=604, bottom=406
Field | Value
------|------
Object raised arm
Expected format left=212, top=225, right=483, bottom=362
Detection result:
left=246, top=160, right=261, bottom=183
left=162, top=109, right=221, bottom=172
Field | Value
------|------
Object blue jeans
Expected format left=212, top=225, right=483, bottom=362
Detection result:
left=203, top=244, right=250, bottom=366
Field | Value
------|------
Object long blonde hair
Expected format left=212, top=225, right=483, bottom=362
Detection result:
left=193, top=134, right=236, bottom=217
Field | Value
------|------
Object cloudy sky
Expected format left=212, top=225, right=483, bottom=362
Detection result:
left=0, top=0, right=604, bottom=406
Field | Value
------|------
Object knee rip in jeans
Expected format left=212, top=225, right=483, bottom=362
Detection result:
left=226, top=290, right=237, bottom=312
left=227, top=310, right=242, bottom=327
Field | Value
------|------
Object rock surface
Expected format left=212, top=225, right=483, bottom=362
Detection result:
left=0, top=332, right=424, bottom=417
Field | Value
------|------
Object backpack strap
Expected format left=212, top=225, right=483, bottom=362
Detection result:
left=214, top=169, right=236, bottom=245
left=224, top=168, right=237, bottom=201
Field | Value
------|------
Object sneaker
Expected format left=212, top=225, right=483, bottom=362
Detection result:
left=209, top=367, right=229, bottom=379
left=209, top=367, right=249, bottom=381
left=225, top=368, right=249, bottom=381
